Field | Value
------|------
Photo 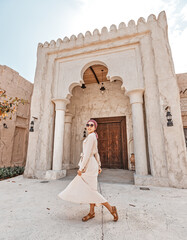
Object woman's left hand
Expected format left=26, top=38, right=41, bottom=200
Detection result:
left=77, top=170, right=82, bottom=176
left=98, top=166, right=102, bottom=174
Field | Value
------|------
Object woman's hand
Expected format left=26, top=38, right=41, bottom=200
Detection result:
left=98, top=166, right=102, bottom=174
left=77, top=170, right=82, bottom=176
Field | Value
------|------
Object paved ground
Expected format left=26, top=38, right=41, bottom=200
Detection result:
left=0, top=169, right=187, bottom=240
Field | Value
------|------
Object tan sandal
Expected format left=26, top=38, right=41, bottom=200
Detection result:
left=82, top=212, right=95, bottom=222
left=111, top=206, right=118, bottom=221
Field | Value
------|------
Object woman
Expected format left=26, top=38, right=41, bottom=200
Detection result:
left=58, top=119, right=118, bottom=222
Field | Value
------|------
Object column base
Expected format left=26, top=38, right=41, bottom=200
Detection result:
left=134, top=173, right=169, bottom=187
left=34, top=170, right=48, bottom=179
left=62, top=163, right=74, bottom=169
left=168, top=174, right=187, bottom=189
left=45, top=170, right=67, bottom=180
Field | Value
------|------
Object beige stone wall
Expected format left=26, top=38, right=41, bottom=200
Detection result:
left=66, top=80, right=133, bottom=168
left=177, top=73, right=187, bottom=126
left=0, top=65, right=33, bottom=168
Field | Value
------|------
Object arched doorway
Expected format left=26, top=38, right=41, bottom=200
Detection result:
left=66, top=63, right=132, bottom=171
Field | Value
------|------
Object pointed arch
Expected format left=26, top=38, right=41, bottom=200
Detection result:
left=81, top=61, right=108, bottom=80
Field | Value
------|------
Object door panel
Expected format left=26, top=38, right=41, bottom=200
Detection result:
left=97, top=123, right=109, bottom=167
left=108, top=122, right=122, bottom=168
left=93, top=116, right=128, bottom=169
left=11, top=127, right=26, bottom=166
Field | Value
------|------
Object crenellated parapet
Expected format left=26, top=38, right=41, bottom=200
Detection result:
left=38, top=11, right=167, bottom=51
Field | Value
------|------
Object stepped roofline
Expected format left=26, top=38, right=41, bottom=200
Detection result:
left=38, top=11, right=167, bottom=51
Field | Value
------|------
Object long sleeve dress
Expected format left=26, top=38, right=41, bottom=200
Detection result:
left=58, top=132, right=108, bottom=207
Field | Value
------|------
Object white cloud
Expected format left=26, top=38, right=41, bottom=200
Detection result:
left=1, top=0, right=186, bottom=82
left=169, top=27, right=187, bottom=73
left=181, top=3, right=187, bottom=21
left=70, top=0, right=166, bottom=34
left=166, top=1, right=187, bottom=73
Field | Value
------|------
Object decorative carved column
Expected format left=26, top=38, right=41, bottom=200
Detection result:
left=63, top=112, right=74, bottom=169
left=126, top=89, right=148, bottom=176
left=45, top=98, right=70, bottom=180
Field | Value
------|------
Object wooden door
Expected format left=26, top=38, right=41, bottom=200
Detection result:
left=92, top=116, right=128, bottom=169
left=11, top=127, right=27, bottom=166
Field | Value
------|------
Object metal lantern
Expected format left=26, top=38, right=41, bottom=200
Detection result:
left=100, top=82, right=106, bottom=94
left=81, top=83, right=86, bottom=91
left=83, top=128, right=87, bottom=137
left=166, top=108, right=173, bottom=127
left=3, top=123, right=8, bottom=129
left=100, top=69, right=106, bottom=94
left=29, top=120, right=34, bottom=132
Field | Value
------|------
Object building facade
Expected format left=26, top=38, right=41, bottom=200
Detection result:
left=24, top=11, right=187, bottom=188
left=177, top=73, right=187, bottom=147
left=0, top=65, right=33, bottom=168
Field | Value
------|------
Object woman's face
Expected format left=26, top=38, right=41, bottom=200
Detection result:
left=86, top=122, right=96, bottom=134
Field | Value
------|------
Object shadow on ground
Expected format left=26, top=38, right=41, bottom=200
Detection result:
left=60, top=168, right=134, bottom=185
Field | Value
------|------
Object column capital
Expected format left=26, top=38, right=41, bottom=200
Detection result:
left=52, top=98, right=70, bottom=111
left=65, top=112, right=74, bottom=123
left=126, top=89, right=144, bottom=105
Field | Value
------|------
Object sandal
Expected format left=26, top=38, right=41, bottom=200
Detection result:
left=111, top=206, right=118, bottom=221
left=82, top=212, right=95, bottom=222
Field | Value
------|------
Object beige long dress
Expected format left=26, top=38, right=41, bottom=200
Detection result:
left=58, top=132, right=107, bottom=207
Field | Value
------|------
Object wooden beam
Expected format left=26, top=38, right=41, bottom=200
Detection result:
left=89, top=66, right=100, bottom=84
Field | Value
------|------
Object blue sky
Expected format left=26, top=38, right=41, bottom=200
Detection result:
left=0, top=0, right=187, bottom=83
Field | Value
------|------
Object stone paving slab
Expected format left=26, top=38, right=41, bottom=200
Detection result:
left=0, top=169, right=187, bottom=240
left=101, top=182, right=187, bottom=240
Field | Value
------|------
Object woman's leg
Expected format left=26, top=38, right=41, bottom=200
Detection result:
left=89, top=202, right=112, bottom=214
left=101, top=202, right=113, bottom=213
left=89, top=203, right=95, bottom=214
left=102, top=202, right=118, bottom=221
left=90, top=202, right=113, bottom=214
left=82, top=204, right=96, bottom=221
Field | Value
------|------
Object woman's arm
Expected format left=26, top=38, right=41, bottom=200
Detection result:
left=79, top=134, right=95, bottom=171
left=94, top=152, right=101, bottom=167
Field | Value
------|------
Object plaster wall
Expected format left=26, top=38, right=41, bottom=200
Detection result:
left=0, top=65, right=33, bottom=168
left=147, top=16, right=187, bottom=188
left=177, top=73, right=187, bottom=126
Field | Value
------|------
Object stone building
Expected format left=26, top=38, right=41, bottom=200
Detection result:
left=0, top=65, right=33, bottom=168
left=24, top=11, right=187, bottom=189
left=177, top=73, right=187, bottom=146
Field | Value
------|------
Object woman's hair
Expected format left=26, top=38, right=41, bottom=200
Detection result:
left=87, top=119, right=98, bottom=139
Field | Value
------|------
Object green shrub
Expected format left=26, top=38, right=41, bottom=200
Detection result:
left=0, top=165, right=25, bottom=179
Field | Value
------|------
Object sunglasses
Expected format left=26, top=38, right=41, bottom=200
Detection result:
left=86, top=123, right=94, bottom=127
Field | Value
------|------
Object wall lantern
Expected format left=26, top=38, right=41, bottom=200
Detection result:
left=165, top=106, right=173, bottom=127
left=3, top=123, right=8, bottom=129
left=83, top=128, right=87, bottom=138
left=81, top=83, right=86, bottom=91
left=100, top=83, right=106, bottom=94
left=29, top=117, right=38, bottom=132
left=100, top=69, right=106, bottom=94
left=29, top=120, right=34, bottom=132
